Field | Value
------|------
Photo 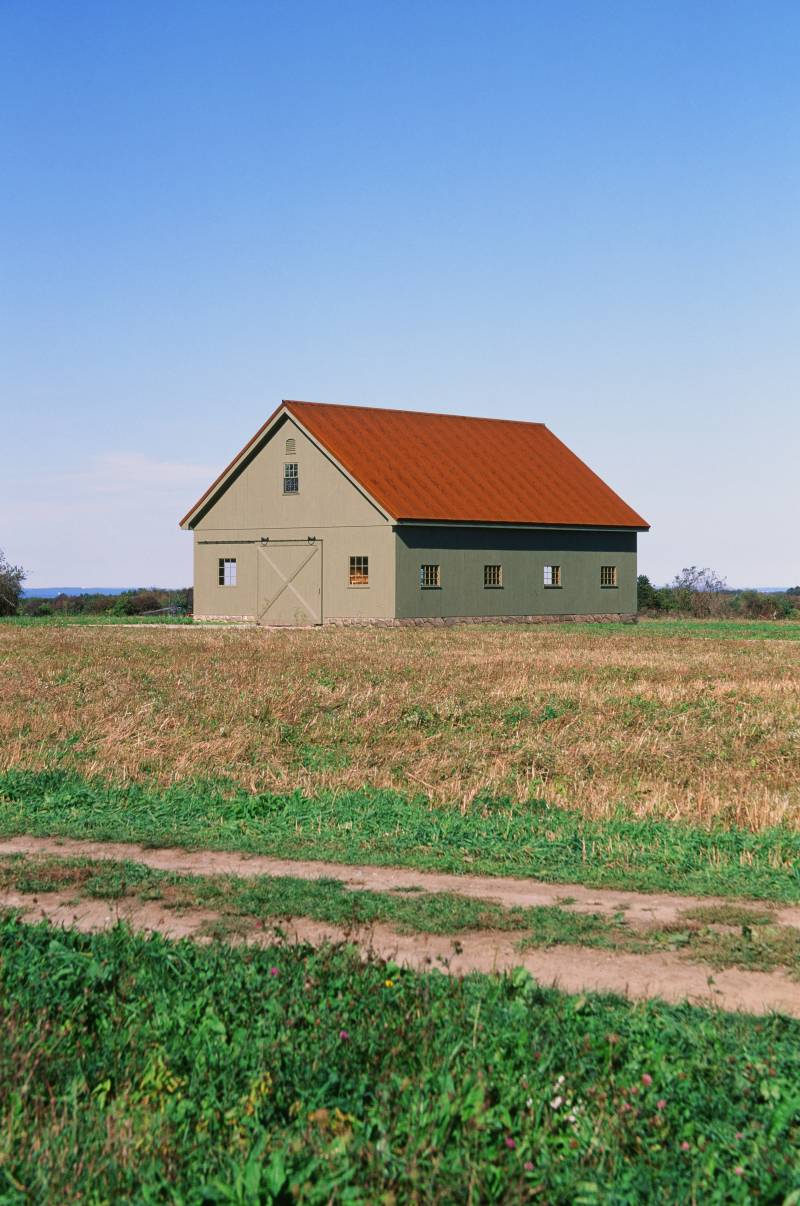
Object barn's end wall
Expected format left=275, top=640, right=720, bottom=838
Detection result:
left=191, top=417, right=394, bottom=621
left=394, top=526, right=637, bottom=619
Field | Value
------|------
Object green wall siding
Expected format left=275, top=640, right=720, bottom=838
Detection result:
left=394, top=527, right=638, bottom=619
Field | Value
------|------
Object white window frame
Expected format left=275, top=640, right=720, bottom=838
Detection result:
left=543, top=564, right=561, bottom=588
left=218, top=558, right=237, bottom=587
left=283, top=462, right=299, bottom=494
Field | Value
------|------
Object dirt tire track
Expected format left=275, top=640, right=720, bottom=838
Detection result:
left=1, top=834, right=798, bottom=930
left=2, top=886, right=799, bottom=1018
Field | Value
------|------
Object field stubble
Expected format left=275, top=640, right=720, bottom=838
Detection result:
left=1, top=623, right=798, bottom=831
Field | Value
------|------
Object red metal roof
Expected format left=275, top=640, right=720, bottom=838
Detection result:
left=181, top=400, right=649, bottom=529
left=284, top=401, right=648, bottom=529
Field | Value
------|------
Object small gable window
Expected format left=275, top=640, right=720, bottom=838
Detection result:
left=543, top=564, right=561, bottom=587
left=218, top=558, right=237, bottom=586
left=349, top=556, right=369, bottom=586
left=283, top=462, right=299, bottom=494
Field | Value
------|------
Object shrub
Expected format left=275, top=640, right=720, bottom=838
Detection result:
left=730, top=591, right=795, bottom=620
left=637, top=574, right=661, bottom=611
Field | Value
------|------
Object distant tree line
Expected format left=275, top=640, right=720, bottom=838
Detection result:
left=19, top=587, right=193, bottom=618
left=638, top=568, right=800, bottom=619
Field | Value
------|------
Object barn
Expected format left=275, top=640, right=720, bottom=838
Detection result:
left=180, top=400, right=649, bottom=625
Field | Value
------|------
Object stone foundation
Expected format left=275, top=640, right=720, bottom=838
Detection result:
left=323, top=613, right=637, bottom=628
left=192, top=612, right=637, bottom=628
left=193, top=615, right=257, bottom=623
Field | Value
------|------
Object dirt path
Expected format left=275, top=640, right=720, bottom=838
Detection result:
left=1, top=834, right=798, bottom=931
left=3, top=886, right=799, bottom=1018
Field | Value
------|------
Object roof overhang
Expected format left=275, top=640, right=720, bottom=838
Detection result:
left=393, top=518, right=650, bottom=532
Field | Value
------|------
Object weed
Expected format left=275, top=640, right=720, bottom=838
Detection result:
left=0, top=916, right=797, bottom=1201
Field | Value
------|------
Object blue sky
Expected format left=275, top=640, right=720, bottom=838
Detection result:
left=2, top=1, right=798, bottom=588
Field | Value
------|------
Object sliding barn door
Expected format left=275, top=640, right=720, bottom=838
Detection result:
left=256, top=540, right=322, bottom=626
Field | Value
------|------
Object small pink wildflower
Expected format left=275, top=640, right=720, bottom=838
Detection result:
left=339, top=1029, right=350, bottom=1041
left=735, top=1132, right=744, bottom=1140
left=680, top=1142, right=690, bottom=1152
left=524, top=1162, right=534, bottom=1172
left=642, top=1073, right=653, bottom=1087
left=505, top=1137, right=516, bottom=1150
left=657, top=1099, right=666, bottom=1110
left=734, top=1167, right=745, bottom=1177
left=269, top=966, right=279, bottom=977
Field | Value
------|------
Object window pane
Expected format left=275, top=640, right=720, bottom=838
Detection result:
left=544, top=564, right=561, bottom=587
left=283, top=462, right=299, bottom=493
left=420, top=564, right=440, bottom=588
left=349, top=555, right=369, bottom=585
left=484, top=564, right=502, bottom=587
left=219, top=558, right=237, bottom=586
left=601, top=565, right=617, bottom=587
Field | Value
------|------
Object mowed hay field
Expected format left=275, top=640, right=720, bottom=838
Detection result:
left=1, top=621, right=798, bottom=830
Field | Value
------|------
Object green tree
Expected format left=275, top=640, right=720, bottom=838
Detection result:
left=0, top=549, right=26, bottom=616
left=636, top=574, right=661, bottom=611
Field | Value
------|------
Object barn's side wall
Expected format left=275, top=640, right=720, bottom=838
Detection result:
left=394, top=526, right=638, bottom=619
left=191, top=417, right=394, bottom=621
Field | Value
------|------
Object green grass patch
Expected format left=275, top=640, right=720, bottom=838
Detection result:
left=681, top=904, right=777, bottom=928
left=1, top=769, right=799, bottom=902
left=0, top=915, right=797, bottom=1203
left=0, top=854, right=614, bottom=944
left=590, top=618, right=800, bottom=641
left=0, top=614, right=196, bottom=627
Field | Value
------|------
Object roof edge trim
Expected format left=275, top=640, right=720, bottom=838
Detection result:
left=393, top=518, right=650, bottom=532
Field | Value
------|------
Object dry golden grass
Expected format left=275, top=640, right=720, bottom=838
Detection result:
left=1, top=623, right=798, bottom=829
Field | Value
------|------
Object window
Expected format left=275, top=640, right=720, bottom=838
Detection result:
left=420, top=563, right=441, bottom=589
left=218, top=558, right=237, bottom=586
left=349, top=555, right=369, bottom=586
left=283, top=462, right=299, bottom=493
left=484, top=564, right=503, bottom=588
left=285, top=437, right=296, bottom=455
left=601, top=565, right=618, bottom=588
left=543, top=564, right=561, bottom=587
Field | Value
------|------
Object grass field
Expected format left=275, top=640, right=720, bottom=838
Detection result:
left=1, top=621, right=798, bottom=833
left=1, top=916, right=797, bottom=1204
left=2, top=620, right=799, bottom=1200
left=0, top=613, right=195, bottom=626
left=2, top=768, right=799, bottom=900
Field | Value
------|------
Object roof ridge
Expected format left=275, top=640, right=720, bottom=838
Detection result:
left=284, top=399, right=547, bottom=428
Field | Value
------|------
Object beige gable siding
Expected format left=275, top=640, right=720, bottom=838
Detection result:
left=192, top=418, right=394, bottom=621
left=198, top=418, right=383, bottom=531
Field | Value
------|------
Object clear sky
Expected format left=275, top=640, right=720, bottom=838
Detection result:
left=2, top=1, right=798, bottom=588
